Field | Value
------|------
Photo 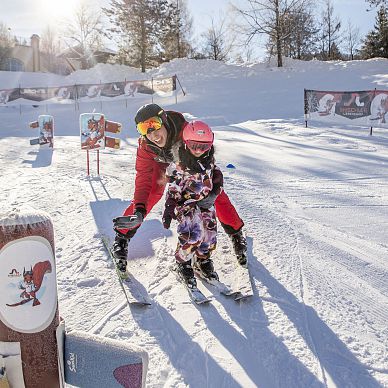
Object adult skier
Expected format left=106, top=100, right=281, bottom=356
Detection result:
left=112, top=103, right=247, bottom=274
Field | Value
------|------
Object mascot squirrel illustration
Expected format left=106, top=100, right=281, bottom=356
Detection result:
left=7, top=261, right=52, bottom=307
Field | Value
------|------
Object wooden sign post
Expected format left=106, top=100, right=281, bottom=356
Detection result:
left=0, top=206, right=61, bottom=388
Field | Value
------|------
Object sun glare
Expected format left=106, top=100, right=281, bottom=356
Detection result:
left=38, top=0, right=80, bottom=20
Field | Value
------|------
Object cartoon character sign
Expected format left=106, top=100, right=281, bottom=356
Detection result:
left=0, top=236, right=57, bottom=334
left=38, top=115, right=54, bottom=147
left=80, top=113, right=105, bottom=150
left=7, top=261, right=52, bottom=307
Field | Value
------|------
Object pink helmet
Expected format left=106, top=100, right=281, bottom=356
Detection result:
left=183, top=120, right=214, bottom=143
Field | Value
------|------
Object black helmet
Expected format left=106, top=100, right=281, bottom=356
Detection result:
left=135, top=103, right=165, bottom=124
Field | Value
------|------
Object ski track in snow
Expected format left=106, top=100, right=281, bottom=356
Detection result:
left=1, top=125, right=387, bottom=387
left=1, top=129, right=387, bottom=387
left=1, top=58, right=388, bottom=387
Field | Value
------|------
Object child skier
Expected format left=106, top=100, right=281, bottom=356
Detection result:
left=162, top=120, right=223, bottom=288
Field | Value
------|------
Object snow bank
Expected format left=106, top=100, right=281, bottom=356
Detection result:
left=0, top=204, right=51, bottom=228
left=65, top=63, right=143, bottom=84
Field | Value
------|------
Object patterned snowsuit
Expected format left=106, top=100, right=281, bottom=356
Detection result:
left=164, top=160, right=223, bottom=264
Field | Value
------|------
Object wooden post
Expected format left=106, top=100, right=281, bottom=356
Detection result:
left=0, top=206, right=61, bottom=388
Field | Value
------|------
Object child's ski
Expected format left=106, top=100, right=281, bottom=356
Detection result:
left=185, top=285, right=211, bottom=305
left=101, top=237, right=151, bottom=306
left=173, top=267, right=211, bottom=305
left=193, top=269, right=240, bottom=297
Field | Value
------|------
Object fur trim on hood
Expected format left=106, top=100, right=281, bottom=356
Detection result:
left=171, top=140, right=182, bottom=163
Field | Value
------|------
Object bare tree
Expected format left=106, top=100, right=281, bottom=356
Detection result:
left=201, top=14, right=235, bottom=61
left=319, top=0, right=342, bottom=60
left=0, top=22, right=13, bottom=70
left=344, top=20, right=361, bottom=60
left=272, top=4, right=318, bottom=60
left=61, top=4, right=104, bottom=69
left=232, top=0, right=313, bottom=67
left=366, top=0, right=387, bottom=8
left=40, top=26, right=62, bottom=72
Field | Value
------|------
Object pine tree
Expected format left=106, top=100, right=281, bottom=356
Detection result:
left=159, top=0, right=193, bottom=61
left=329, top=41, right=342, bottom=59
left=360, top=5, right=388, bottom=58
left=104, top=0, right=180, bottom=71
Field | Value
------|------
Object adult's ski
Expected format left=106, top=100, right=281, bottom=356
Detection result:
left=101, top=237, right=151, bottom=306
left=232, top=263, right=254, bottom=301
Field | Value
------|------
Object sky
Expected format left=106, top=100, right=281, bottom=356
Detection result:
left=0, top=0, right=379, bottom=59
left=1, top=57, right=388, bottom=387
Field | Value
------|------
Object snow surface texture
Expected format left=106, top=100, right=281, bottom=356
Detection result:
left=1, top=58, right=388, bottom=387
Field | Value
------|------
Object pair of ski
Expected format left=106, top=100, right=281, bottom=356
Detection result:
left=177, top=265, right=253, bottom=305
left=102, top=237, right=253, bottom=307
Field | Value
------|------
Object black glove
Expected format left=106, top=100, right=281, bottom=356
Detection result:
left=113, top=209, right=144, bottom=230
left=162, top=205, right=175, bottom=229
left=197, top=192, right=218, bottom=210
left=163, top=215, right=172, bottom=229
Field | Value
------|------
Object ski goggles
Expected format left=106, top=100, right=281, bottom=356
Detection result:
left=184, top=140, right=212, bottom=153
left=136, top=116, right=163, bottom=136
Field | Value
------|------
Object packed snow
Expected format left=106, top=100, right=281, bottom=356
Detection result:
left=1, top=57, right=388, bottom=387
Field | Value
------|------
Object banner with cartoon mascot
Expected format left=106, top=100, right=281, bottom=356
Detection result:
left=0, top=76, right=176, bottom=106
left=304, top=89, right=388, bottom=129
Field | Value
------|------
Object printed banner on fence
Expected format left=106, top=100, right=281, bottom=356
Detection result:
left=304, top=89, right=388, bottom=129
left=0, top=76, right=176, bottom=105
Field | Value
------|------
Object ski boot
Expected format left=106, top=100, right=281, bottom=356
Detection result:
left=176, top=260, right=197, bottom=289
left=111, top=234, right=129, bottom=278
left=230, top=230, right=248, bottom=267
left=195, top=258, right=219, bottom=281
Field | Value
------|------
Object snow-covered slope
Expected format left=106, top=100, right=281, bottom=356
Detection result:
left=1, top=58, right=387, bottom=387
